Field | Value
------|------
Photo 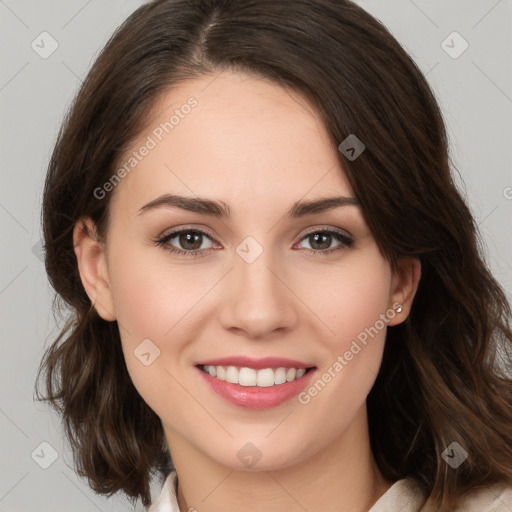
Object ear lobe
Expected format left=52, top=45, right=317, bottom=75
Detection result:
left=73, top=217, right=116, bottom=321
left=387, top=257, right=421, bottom=326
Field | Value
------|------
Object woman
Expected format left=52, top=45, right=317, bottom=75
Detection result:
left=36, top=0, right=512, bottom=511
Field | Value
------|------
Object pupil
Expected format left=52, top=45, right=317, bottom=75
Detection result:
left=312, top=233, right=330, bottom=250
left=180, top=232, right=201, bottom=250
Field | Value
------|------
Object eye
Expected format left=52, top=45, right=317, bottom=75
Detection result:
left=295, top=228, right=353, bottom=255
left=155, top=228, right=217, bottom=257
left=154, top=226, right=353, bottom=258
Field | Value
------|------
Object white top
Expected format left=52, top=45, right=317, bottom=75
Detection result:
left=147, top=470, right=512, bottom=512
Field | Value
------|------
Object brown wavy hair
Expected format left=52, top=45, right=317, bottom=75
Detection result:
left=35, top=0, right=512, bottom=509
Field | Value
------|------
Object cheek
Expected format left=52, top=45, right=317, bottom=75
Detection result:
left=300, top=252, right=393, bottom=403
left=108, top=256, right=186, bottom=415
left=305, top=252, right=393, bottom=345
left=106, top=242, right=222, bottom=402
left=107, top=241, right=210, bottom=342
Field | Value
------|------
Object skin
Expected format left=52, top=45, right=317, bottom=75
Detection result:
left=73, top=70, right=421, bottom=512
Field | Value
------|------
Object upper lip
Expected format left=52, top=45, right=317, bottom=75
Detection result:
left=195, top=356, right=315, bottom=370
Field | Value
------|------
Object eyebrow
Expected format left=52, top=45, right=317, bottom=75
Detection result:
left=137, top=194, right=360, bottom=219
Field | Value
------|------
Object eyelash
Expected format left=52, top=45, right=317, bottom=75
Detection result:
left=154, top=227, right=354, bottom=258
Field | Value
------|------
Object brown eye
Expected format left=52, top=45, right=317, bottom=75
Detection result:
left=176, top=231, right=203, bottom=251
left=296, top=229, right=353, bottom=255
left=309, top=232, right=333, bottom=250
left=156, top=229, right=216, bottom=256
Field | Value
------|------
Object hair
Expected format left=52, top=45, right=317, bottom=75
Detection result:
left=35, top=0, right=512, bottom=510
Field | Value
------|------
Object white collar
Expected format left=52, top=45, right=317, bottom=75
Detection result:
left=147, top=470, right=512, bottom=512
left=147, top=471, right=425, bottom=512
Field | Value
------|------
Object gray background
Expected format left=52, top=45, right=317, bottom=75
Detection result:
left=1, top=1, right=511, bottom=511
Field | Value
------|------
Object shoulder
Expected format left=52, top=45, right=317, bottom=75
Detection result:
left=369, top=478, right=428, bottom=511
left=370, top=478, right=512, bottom=512
left=450, top=483, right=512, bottom=512
left=420, top=481, right=512, bottom=512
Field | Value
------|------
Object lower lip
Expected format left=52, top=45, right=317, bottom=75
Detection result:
left=196, top=367, right=316, bottom=409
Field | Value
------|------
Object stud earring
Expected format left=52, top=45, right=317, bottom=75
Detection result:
left=396, top=305, right=403, bottom=313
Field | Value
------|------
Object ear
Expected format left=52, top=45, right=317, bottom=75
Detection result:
left=387, top=257, right=421, bottom=326
left=73, top=217, right=116, bottom=321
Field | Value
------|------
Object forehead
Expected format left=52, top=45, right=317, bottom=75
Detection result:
left=109, top=70, right=354, bottom=214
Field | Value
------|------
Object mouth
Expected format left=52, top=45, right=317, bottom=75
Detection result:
left=198, top=364, right=316, bottom=387
left=194, top=357, right=317, bottom=409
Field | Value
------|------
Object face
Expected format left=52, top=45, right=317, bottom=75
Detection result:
left=75, top=70, right=418, bottom=472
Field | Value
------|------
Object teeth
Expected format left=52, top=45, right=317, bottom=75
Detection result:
left=286, top=368, right=296, bottom=381
left=239, top=367, right=257, bottom=386
left=217, top=366, right=226, bottom=380
left=202, top=365, right=310, bottom=387
left=274, top=367, right=287, bottom=385
left=256, top=368, right=275, bottom=387
left=226, top=366, right=238, bottom=384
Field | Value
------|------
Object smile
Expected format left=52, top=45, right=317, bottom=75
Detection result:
left=199, top=364, right=312, bottom=387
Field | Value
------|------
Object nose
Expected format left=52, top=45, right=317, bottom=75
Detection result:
left=218, top=242, right=298, bottom=340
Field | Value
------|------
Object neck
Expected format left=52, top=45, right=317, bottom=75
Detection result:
left=169, top=404, right=394, bottom=512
